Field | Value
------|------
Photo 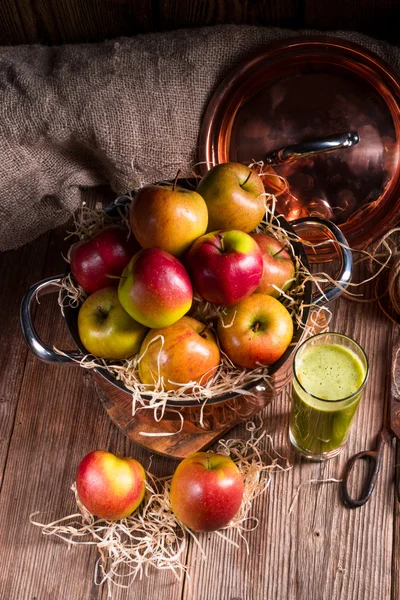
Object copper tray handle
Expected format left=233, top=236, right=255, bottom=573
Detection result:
left=265, top=132, right=360, bottom=166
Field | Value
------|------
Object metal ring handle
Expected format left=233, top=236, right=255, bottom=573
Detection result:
left=20, top=275, right=83, bottom=365
left=291, top=217, right=353, bottom=306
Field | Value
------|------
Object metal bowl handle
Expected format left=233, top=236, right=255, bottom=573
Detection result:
left=290, top=217, right=353, bottom=306
left=20, top=275, right=83, bottom=365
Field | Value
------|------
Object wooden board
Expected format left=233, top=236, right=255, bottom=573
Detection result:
left=96, top=311, right=328, bottom=459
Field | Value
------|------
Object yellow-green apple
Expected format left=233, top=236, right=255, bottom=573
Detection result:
left=70, top=225, right=140, bottom=293
left=170, top=452, right=244, bottom=532
left=77, top=287, right=148, bottom=359
left=186, top=230, right=263, bottom=307
left=217, top=293, right=293, bottom=368
left=129, top=183, right=208, bottom=256
left=76, top=450, right=146, bottom=520
left=138, top=316, right=220, bottom=391
left=250, top=233, right=295, bottom=297
left=196, top=162, right=265, bottom=233
left=118, top=248, right=193, bottom=328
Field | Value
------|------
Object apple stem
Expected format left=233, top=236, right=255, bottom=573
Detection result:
left=252, top=322, right=260, bottom=333
left=218, top=233, right=225, bottom=253
left=199, top=322, right=213, bottom=338
left=272, top=246, right=286, bottom=258
left=97, top=306, right=108, bottom=317
left=205, top=453, right=211, bottom=469
left=105, top=274, right=127, bottom=281
left=240, top=170, right=253, bottom=188
left=172, top=169, right=181, bottom=192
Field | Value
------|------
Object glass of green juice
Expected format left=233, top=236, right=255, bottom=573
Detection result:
left=289, top=332, right=369, bottom=461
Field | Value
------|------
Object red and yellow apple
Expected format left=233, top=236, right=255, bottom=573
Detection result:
left=77, top=287, right=148, bottom=359
left=129, top=184, right=208, bottom=257
left=217, top=293, right=293, bottom=369
left=70, top=225, right=140, bottom=293
left=138, top=316, right=220, bottom=391
left=196, top=162, right=265, bottom=233
left=170, top=452, right=244, bottom=532
left=186, top=230, right=263, bottom=307
left=250, top=233, right=295, bottom=297
left=76, top=450, right=146, bottom=520
left=118, top=248, right=193, bottom=328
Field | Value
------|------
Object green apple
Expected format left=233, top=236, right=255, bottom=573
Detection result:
left=197, top=162, right=265, bottom=233
left=129, top=184, right=208, bottom=256
left=77, top=287, right=148, bottom=359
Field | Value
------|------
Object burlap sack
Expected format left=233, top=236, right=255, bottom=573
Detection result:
left=0, top=24, right=399, bottom=251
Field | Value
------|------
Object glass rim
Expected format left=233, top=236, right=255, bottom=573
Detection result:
left=293, top=331, right=369, bottom=403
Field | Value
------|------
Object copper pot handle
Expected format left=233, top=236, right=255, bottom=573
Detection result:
left=20, top=275, right=83, bottom=365
left=290, top=217, right=353, bottom=306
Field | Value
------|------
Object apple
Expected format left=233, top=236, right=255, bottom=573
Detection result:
left=170, top=452, right=244, bottom=532
left=250, top=233, right=295, bottom=297
left=196, top=162, right=265, bottom=233
left=70, top=225, right=140, bottom=293
left=76, top=450, right=146, bottom=520
left=186, top=230, right=263, bottom=307
left=217, top=293, right=293, bottom=369
left=77, top=287, right=148, bottom=359
left=118, top=248, right=193, bottom=328
left=129, top=183, right=208, bottom=256
left=138, top=316, right=220, bottom=391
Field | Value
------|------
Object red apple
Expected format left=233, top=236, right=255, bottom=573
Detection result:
left=77, top=287, right=148, bottom=359
left=170, top=452, right=244, bottom=532
left=129, top=184, right=208, bottom=256
left=118, top=248, right=193, bottom=328
left=217, top=293, right=293, bottom=369
left=76, top=450, right=146, bottom=520
left=138, top=316, right=220, bottom=391
left=186, top=230, right=263, bottom=307
left=197, top=162, right=265, bottom=233
left=70, top=226, right=140, bottom=293
left=250, top=233, right=295, bottom=297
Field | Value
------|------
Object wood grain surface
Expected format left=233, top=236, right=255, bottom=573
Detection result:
left=0, top=0, right=398, bottom=46
left=0, top=196, right=399, bottom=599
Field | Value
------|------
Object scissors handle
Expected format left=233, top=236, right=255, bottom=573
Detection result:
left=341, top=428, right=391, bottom=508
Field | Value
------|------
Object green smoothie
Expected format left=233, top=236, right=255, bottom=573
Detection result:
left=289, top=342, right=368, bottom=456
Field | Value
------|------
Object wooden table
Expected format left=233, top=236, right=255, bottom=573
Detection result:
left=1, top=214, right=399, bottom=600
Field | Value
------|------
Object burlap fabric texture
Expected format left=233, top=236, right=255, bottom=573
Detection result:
left=1, top=24, right=399, bottom=251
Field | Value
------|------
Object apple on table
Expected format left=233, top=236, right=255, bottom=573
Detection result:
left=76, top=450, right=146, bottom=520
left=70, top=225, right=140, bottom=293
left=186, top=229, right=263, bottom=307
left=138, top=316, right=220, bottom=391
left=250, top=233, right=295, bottom=297
left=129, top=180, right=208, bottom=257
left=197, top=162, right=266, bottom=233
left=118, top=248, right=193, bottom=328
left=217, top=293, right=294, bottom=369
left=170, top=452, right=244, bottom=532
left=77, top=287, right=148, bottom=360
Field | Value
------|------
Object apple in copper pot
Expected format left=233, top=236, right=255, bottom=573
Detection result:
left=170, top=452, right=244, bottom=532
left=217, top=293, right=293, bottom=369
left=77, top=287, right=148, bottom=359
left=186, top=230, right=263, bottom=307
left=76, top=450, right=146, bottom=520
left=196, top=162, right=265, bottom=233
left=118, top=248, right=193, bottom=328
left=70, top=225, right=140, bottom=293
left=250, top=233, right=295, bottom=297
left=129, top=182, right=208, bottom=257
left=138, top=316, right=220, bottom=391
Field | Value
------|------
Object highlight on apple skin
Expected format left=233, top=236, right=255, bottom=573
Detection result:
left=170, top=452, right=244, bottom=532
left=76, top=450, right=146, bottom=520
left=138, top=316, right=221, bottom=391
left=186, top=229, right=263, bottom=307
left=118, top=248, right=193, bottom=328
left=77, top=287, right=148, bottom=360
left=196, top=162, right=266, bottom=233
left=217, top=293, right=294, bottom=369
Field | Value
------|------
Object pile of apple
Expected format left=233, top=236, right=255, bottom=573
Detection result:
left=71, top=162, right=295, bottom=392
